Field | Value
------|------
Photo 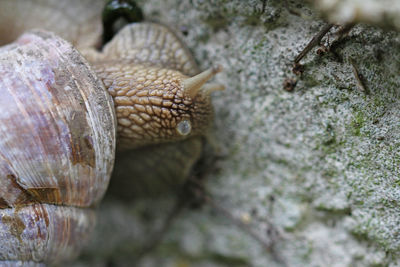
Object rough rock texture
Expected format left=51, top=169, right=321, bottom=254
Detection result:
left=74, top=0, right=400, bottom=266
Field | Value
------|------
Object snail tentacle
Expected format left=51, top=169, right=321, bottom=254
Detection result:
left=183, top=65, right=224, bottom=99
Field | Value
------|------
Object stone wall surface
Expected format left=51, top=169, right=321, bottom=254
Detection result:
left=74, top=1, right=400, bottom=266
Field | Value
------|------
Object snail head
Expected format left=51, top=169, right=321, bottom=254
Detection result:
left=98, top=63, right=224, bottom=150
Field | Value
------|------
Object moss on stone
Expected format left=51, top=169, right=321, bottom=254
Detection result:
left=76, top=1, right=400, bottom=266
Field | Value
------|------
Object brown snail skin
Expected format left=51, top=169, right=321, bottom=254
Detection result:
left=87, top=23, right=224, bottom=196
left=0, top=14, right=223, bottom=267
left=90, top=23, right=224, bottom=150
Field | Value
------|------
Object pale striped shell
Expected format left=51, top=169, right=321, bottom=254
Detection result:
left=0, top=30, right=116, bottom=265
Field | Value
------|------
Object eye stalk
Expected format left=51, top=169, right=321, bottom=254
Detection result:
left=182, top=65, right=224, bottom=99
left=176, top=120, right=192, bottom=136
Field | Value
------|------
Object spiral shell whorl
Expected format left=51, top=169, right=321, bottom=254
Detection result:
left=0, top=205, right=96, bottom=264
left=0, top=31, right=116, bottom=264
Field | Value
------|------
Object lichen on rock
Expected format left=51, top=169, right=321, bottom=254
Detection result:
left=76, top=1, right=400, bottom=266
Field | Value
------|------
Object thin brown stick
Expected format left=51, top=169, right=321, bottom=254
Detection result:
left=335, top=23, right=355, bottom=41
left=294, top=23, right=334, bottom=64
left=350, top=59, right=368, bottom=94
left=329, top=23, right=356, bottom=53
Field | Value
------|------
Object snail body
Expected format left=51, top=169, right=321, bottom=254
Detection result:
left=89, top=23, right=223, bottom=150
left=87, top=23, right=223, bottom=196
left=0, top=11, right=223, bottom=267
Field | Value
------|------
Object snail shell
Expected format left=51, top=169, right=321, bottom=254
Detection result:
left=0, top=31, right=116, bottom=264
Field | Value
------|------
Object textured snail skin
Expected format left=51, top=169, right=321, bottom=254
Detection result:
left=89, top=23, right=214, bottom=150
left=94, top=63, right=213, bottom=149
left=91, top=23, right=218, bottom=197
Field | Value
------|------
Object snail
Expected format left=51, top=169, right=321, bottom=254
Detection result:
left=0, top=4, right=224, bottom=267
